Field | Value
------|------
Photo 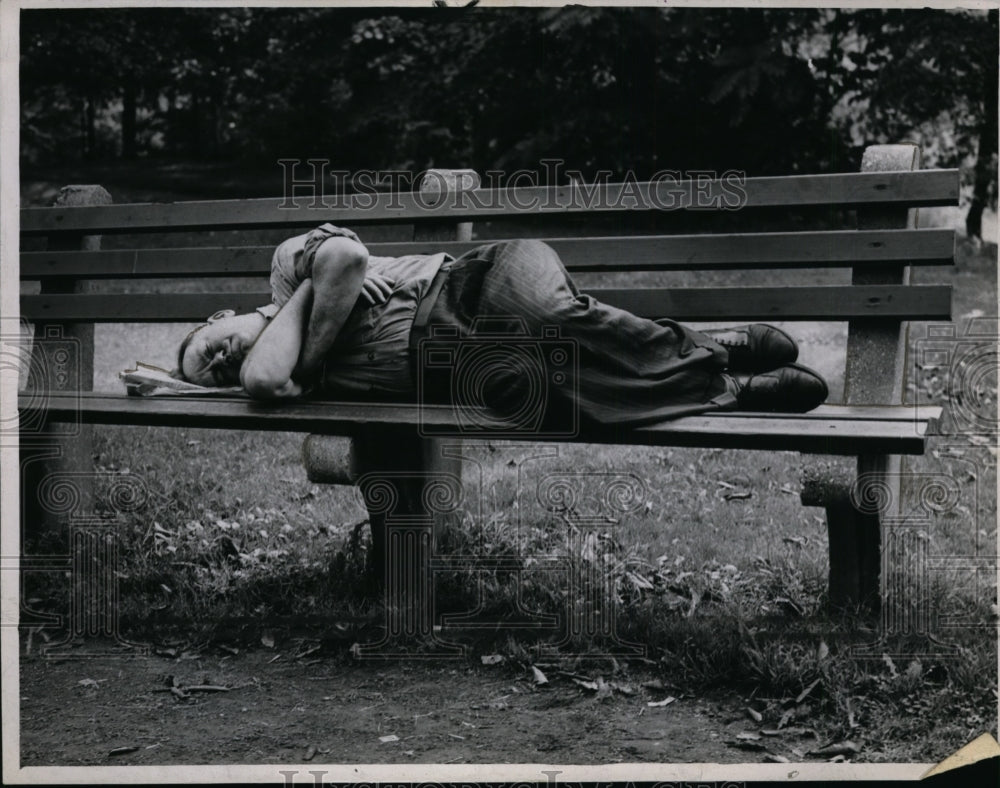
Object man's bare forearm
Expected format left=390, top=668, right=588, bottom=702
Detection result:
left=298, top=238, right=368, bottom=375
left=241, top=279, right=313, bottom=398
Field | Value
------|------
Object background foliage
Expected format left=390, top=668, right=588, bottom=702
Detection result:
left=20, top=5, right=998, bottom=234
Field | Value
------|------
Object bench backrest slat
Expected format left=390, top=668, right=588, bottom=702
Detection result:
left=20, top=228, right=956, bottom=278
left=21, top=170, right=960, bottom=235
left=22, top=284, right=952, bottom=323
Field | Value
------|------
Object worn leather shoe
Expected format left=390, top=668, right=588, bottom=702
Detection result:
left=724, top=363, right=828, bottom=413
left=703, top=324, right=799, bottom=372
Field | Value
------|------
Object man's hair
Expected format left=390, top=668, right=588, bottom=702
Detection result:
left=171, top=323, right=208, bottom=381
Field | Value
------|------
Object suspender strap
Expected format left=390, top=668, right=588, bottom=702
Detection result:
left=408, top=261, right=453, bottom=352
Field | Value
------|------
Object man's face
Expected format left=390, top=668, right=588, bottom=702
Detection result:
left=180, top=311, right=264, bottom=386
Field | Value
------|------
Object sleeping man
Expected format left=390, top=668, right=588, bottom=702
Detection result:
left=174, top=224, right=827, bottom=427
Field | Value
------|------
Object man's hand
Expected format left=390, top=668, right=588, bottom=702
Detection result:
left=360, top=272, right=395, bottom=306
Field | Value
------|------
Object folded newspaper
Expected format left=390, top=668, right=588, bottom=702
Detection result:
left=119, top=362, right=247, bottom=397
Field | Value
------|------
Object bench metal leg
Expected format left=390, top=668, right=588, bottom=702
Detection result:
left=824, top=491, right=882, bottom=612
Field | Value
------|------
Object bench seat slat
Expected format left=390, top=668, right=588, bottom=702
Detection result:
left=19, top=393, right=937, bottom=456
left=20, top=285, right=953, bottom=322
left=20, top=229, right=956, bottom=278
left=20, top=170, right=960, bottom=235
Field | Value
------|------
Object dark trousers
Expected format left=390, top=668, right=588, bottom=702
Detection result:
left=418, top=239, right=736, bottom=429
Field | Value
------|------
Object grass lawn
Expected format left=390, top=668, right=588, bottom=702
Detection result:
left=18, top=169, right=998, bottom=762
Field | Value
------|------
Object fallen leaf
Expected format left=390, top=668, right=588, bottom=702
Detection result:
left=531, top=666, right=548, bottom=685
left=108, top=746, right=139, bottom=757
left=687, top=588, right=701, bottom=618
left=817, top=640, right=829, bottom=661
left=764, top=753, right=790, bottom=763
left=610, top=681, right=636, bottom=696
left=730, top=739, right=767, bottom=751
left=746, top=707, right=763, bottom=723
left=647, top=696, right=676, bottom=707
left=185, top=685, right=230, bottom=693
left=795, top=678, right=821, bottom=704
left=78, top=678, right=100, bottom=688
left=379, top=735, right=399, bottom=743
left=777, top=597, right=804, bottom=616
left=808, top=740, right=861, bottom=757
left=737, top=732, right=761, bottom=741
left=724, top=491, right=752, bottom=501
left=261, top=631, right=275, bottom=649
left=303, top=745, right=316, bottom=761
left=481, top=654, right=504, bottom=665
left=572, top=677, right=599, bottom=691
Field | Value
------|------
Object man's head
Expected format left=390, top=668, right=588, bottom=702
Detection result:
left=174, top=309, right=267, bottom=386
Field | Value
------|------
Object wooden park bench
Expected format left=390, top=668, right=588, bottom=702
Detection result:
left=18, top=143, right=957, bottom=652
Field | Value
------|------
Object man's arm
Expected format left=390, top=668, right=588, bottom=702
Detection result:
left=240, top=279, right=314, bottom=399
left=297, top=236, right=369, bottom=376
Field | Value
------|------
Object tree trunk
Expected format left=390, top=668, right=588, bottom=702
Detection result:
left=190, top=91, right=202, bottom=158
left=79, top=98, right=88, bottom=159
left=122, top=78, right=137, bottom=160
left=85, top=95, right=97, bottom=160
left=965, top=9, right=998, bottom=239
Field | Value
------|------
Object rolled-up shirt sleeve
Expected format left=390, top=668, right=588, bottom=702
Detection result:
left=270, top=224, right=364, bottom=307
left=299, top=223, right=364, bottom=280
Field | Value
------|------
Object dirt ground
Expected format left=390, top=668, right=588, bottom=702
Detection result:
left=19, top=644, right=804, bottom=767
